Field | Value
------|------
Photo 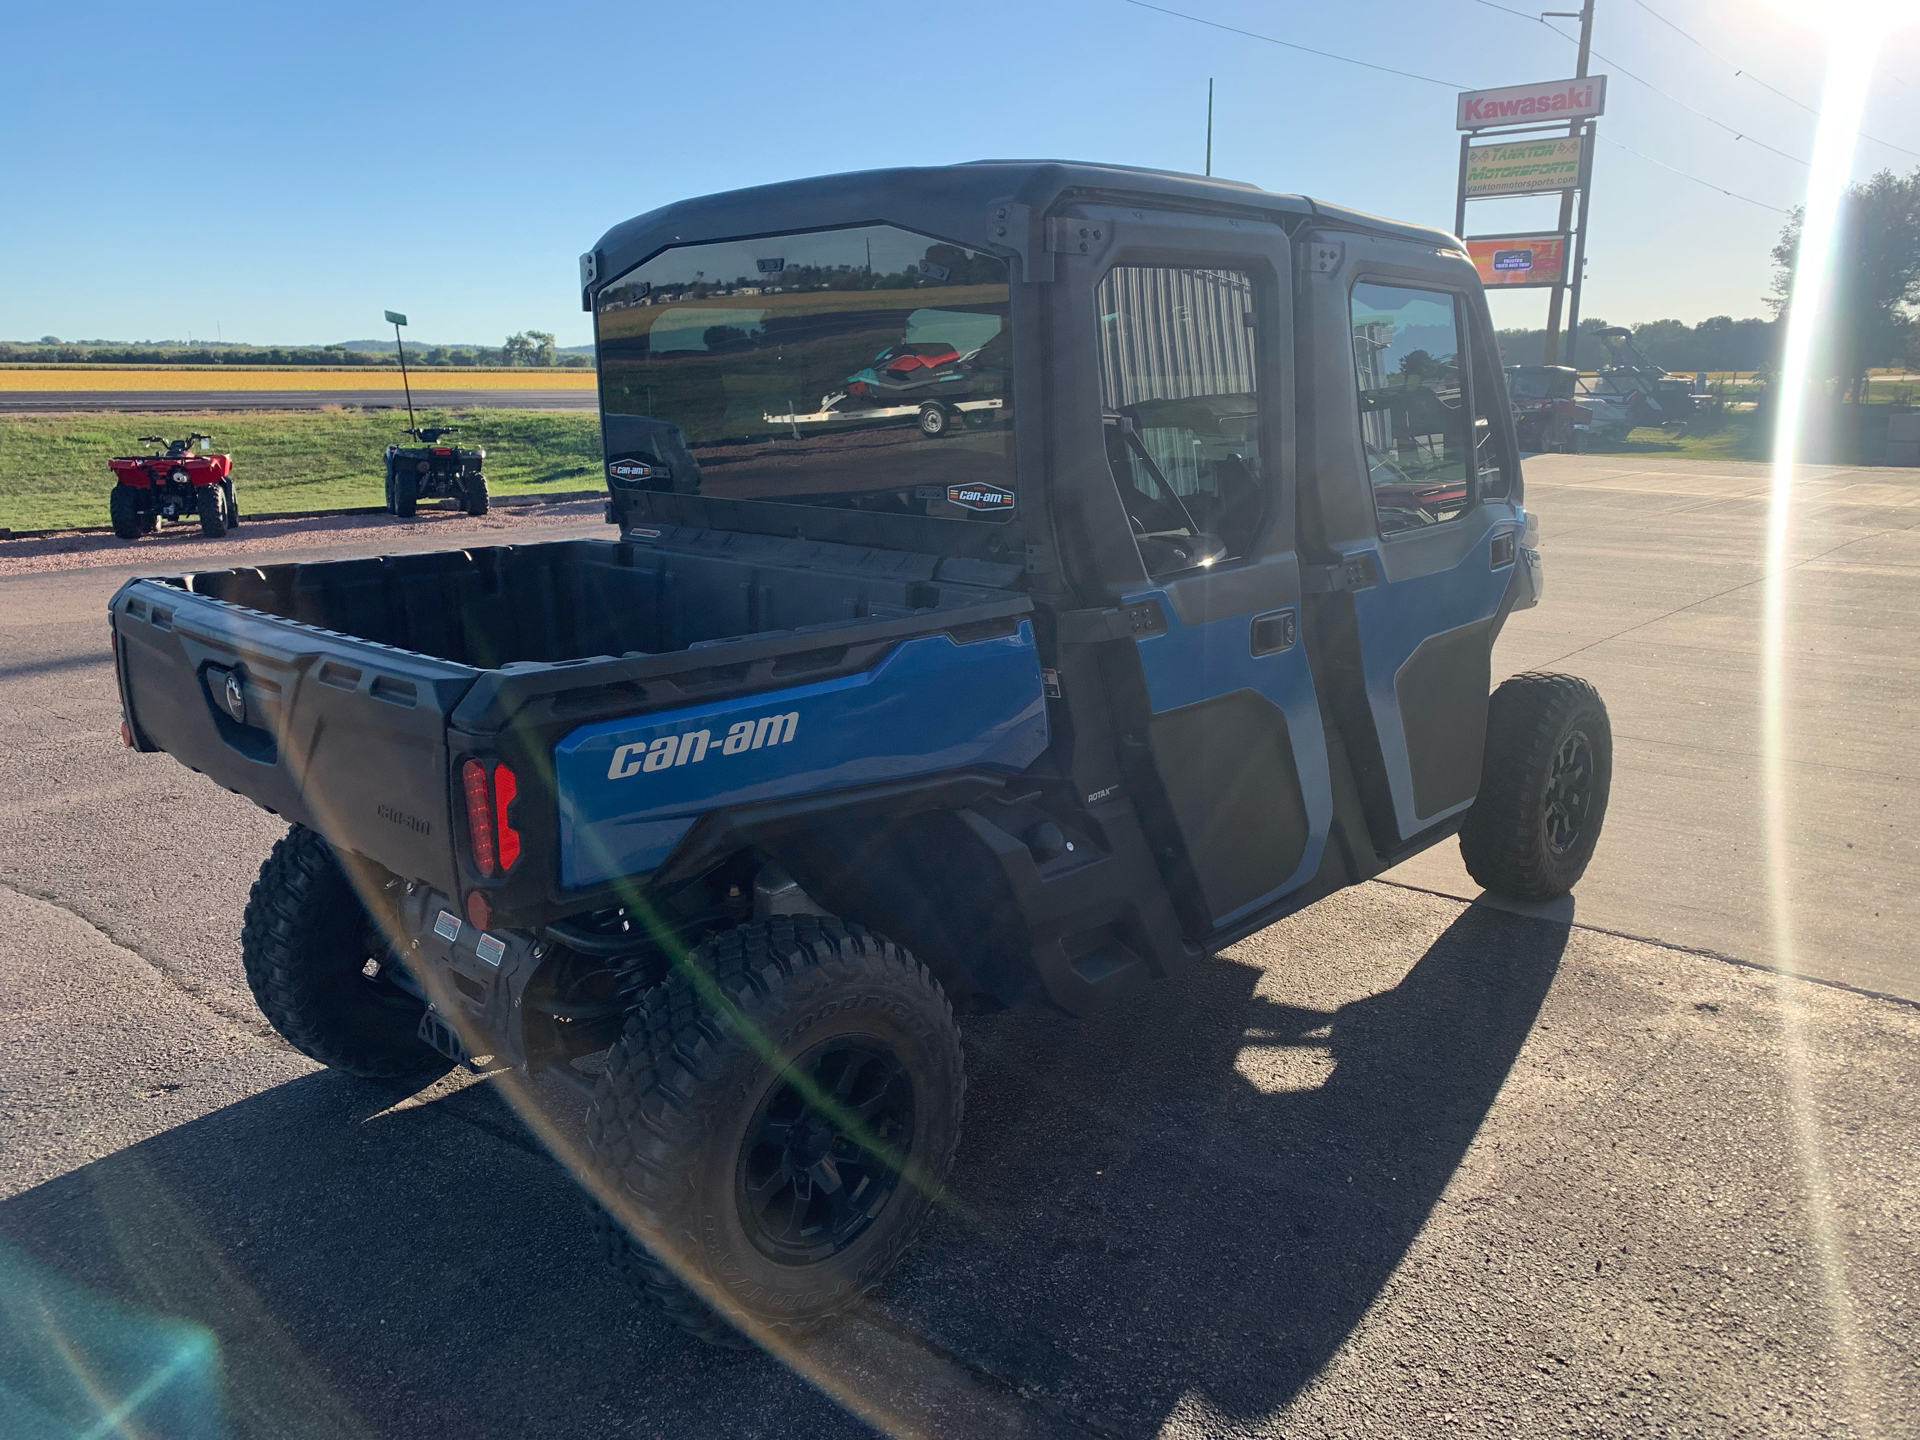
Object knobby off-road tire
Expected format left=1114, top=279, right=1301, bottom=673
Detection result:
left=224, top=481, right=241, bottom=528
left=109, top=485, right=143, bottom=540
left=463, top=473, right=489, bottom=517
left=241, top=825, right=450, bottom=1079
left=393, top=467, right=419, bottom=519
left=1460, top=672, right=1612, bottom=902
left=196, top=485, right=227, bottom=538
left=585, top=916, right=965, bottom=1348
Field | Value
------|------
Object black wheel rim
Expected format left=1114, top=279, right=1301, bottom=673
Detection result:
left=1543, top=727, right=1593, bottom=856
left=736, top=1037, right=916, bottom=1265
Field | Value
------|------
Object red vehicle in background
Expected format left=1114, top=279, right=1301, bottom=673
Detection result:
left=1504, top=365, right=1590, bottom=453
left=108, top=434, right=240, bottom=539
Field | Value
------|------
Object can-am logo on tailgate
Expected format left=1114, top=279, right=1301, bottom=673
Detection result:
left=606, top=711, right=799, bottom=780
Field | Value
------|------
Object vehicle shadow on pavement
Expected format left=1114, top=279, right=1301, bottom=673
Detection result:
left=0, top=905, right=1562, bottom=1440
left=883, top=902, right=1568, bottom=1436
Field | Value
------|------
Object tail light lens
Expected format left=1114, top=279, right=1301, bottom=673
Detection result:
left=493, top=764, right=521, bottom=870
left=460, top=758, right=521, bottom=876
left=461, top=760, right=497, bottom=874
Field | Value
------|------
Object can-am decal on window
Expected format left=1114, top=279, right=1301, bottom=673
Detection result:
left=595, top=223, right=1015, bottom=522
left=946, top=484, right=1015, bottom=513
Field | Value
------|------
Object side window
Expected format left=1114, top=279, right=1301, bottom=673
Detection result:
left=1096, top=266, right=1267, bottom=577
left=1350, top=282, right=1471, bottom=535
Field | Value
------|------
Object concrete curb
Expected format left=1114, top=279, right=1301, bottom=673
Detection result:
left=0, top=488, right=605, bottom=542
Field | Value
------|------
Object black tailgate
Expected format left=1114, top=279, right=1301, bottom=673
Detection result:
left=112, top=578, right=479, bottom=896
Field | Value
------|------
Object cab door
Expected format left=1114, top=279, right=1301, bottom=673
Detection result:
left=1297, top=233, right=1525, bottom=851
left=1053, top=209, right=1333, bottom=931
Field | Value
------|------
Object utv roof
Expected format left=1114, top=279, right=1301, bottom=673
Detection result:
left=585, top=159, right=1460, bottom=305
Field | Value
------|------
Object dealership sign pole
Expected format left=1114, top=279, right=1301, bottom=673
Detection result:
left=1453, top=0, right=1603, bottom=367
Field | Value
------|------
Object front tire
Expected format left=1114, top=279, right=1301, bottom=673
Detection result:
left=240, top=826, right=451, bottom=1079
left=586, top=916, right=964, bottom=1347
left=1460, top=672, right=1612, bottom=901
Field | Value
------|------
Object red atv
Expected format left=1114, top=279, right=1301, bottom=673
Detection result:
left=108, top=434, right=241, bottom=539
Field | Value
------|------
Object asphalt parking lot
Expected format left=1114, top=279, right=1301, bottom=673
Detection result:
left=1, top=456, right=1915, bottom=1439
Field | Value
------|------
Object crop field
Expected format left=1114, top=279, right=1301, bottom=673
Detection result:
left=0, top=366, right=597, bottom=393
left=0, top=409, right=603, bottom=531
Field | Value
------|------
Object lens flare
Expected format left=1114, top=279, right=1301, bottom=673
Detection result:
left=1761, top=5, right=1916, bottom=1436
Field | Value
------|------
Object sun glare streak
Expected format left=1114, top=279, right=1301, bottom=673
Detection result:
left=1761, top=5, right=1917, bottom=1435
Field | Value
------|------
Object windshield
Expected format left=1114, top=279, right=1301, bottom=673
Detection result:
left=1504, top=368, right=1575, bottom=400
left=596, top=225, right=1015, bottom=522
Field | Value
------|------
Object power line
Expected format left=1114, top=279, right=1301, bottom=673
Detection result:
left=1595, top=133, right=1792, bottom=214
left=1121, top=0, right=1467, bottom=88
left=1467, top=0, right=1809, bottom=166
left=1624, top=0, right=1919, bottom=156
left=1125, top=0, right=1796, bottom=216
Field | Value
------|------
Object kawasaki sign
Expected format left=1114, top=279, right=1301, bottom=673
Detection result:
left=1456, top=76, right=1607, bottom=131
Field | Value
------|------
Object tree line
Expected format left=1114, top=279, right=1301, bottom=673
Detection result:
left=1500, top=165, right=1919, bottom=388
left=0, top=331, right=588, bottom=368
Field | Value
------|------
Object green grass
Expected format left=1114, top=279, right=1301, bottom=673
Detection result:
left=1573, top=413, right=1768, bottom=462
left=0, top=408, right=604, bottom=531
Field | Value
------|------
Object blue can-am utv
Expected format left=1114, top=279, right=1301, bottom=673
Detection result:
left=108, top=160, right=1609, bottom=1348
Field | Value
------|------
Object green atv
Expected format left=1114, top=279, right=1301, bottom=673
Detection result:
left=384, top=426, right=488, bottom=518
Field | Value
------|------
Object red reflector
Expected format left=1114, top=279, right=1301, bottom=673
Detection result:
left=120, top=718, right=133, bottom=748
left=493, top=764, right=521, bottom=870
left=433, top=447, right=452, bottom=455
left=466, top=889, right=491, bottom=931
left=461, top=758, right=497, bottom=875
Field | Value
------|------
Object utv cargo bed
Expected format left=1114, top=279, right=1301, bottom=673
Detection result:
left=110, top=529, right=1042, bottom=911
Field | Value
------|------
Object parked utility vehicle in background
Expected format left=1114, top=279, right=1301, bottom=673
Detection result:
left=1505, top=364, right=1588, bottom=453
left=108, top=433, right=239, bottom=539
left=384, top=425, right=487, bottom=517
left=108, top=161, right=1610, bottom=1349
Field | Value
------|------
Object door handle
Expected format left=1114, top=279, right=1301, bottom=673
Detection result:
left=1250, top=608, right=1297, bottom=656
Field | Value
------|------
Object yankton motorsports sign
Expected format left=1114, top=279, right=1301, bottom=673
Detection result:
left=1456, top=76, right=1607, bottom=131
left=1465, top=136, right=1587, bottom=197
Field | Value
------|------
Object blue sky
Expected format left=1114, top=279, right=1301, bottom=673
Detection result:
left=3, top=0, right=1916, bottom=348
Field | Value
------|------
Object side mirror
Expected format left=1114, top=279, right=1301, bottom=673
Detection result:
left=200, top=438, right=211, bottom=451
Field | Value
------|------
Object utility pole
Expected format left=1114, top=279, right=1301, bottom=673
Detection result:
left=1542, top=0, right=1595, bottom=366
left=1206, top=78, right=1214, bottom=176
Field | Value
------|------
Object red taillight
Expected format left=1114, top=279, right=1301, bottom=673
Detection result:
left=432, top=447, right=452, bottom=456
left=461, top=759, right=497, bottom=875
left=493, top=764, right=520, bottom=870
left=461, top=758, right=521, bottom=876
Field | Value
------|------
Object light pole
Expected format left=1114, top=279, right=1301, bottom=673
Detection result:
left=385, top=309, right=417, bottom=435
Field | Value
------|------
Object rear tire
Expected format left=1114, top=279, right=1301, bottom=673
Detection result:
left=241, top=826, right=450, bottom=1079
left=394, top=466, right=419, bottom=519
left=586, top=916, right=964, bottom=1347
left=109, top=484, right=143, bottom=540
left=197, top=485, right=228, bottom=538
left=918, top=403, right=951, bottom=438
left=224, top=480, right=241, bottom=527
left=463, top=472, right=489, bottom=517
left=1460, top=672, right=1612, bottom=902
